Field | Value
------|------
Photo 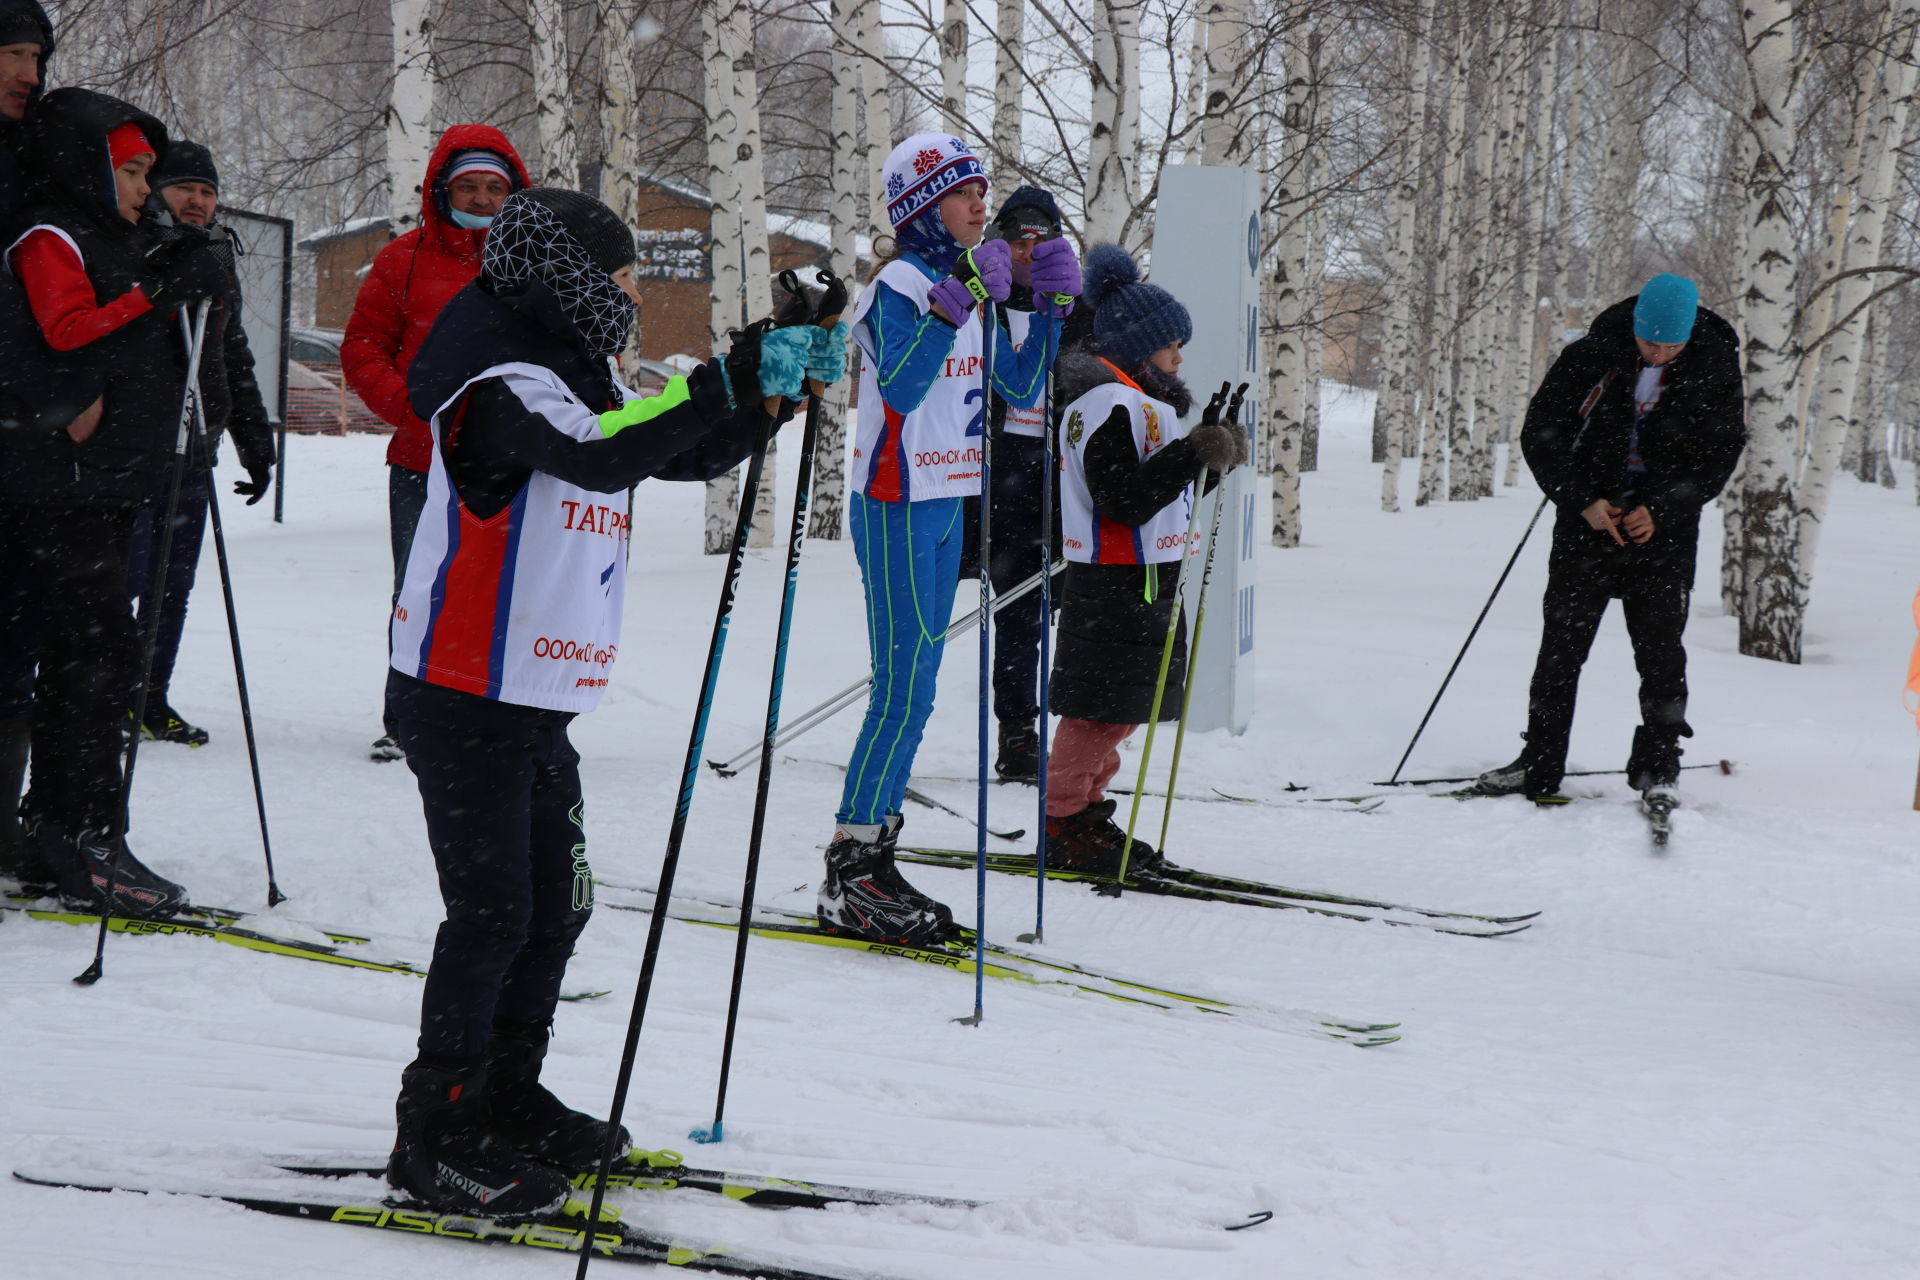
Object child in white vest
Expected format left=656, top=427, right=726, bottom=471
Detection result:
left=1044, top=244, right=1245, bottom=875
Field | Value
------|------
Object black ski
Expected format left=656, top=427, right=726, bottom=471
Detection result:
left=891, top=848, right=1531, bottom=938
left=12, top=1171, right=885, bottom=1279
left=276, top=1147, right=981, bottom=1211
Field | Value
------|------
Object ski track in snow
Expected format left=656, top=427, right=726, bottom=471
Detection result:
left=5, top=386, right=1919, bottom=1278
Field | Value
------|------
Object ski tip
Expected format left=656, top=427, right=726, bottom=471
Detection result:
left=1225, top=1209, right=1274, bottom=1231
left=687, top=1123, right=724, bottom=1145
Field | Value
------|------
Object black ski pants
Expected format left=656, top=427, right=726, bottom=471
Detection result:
left=1521, top=531, right=1693, bottom=795
left=0, top=503, right=140, bottom=832
left=126, top=464, right=210, bottom=702
left=960, top=431, right=1053, bottom=726
left=388, top=671, right=594, bottom=1064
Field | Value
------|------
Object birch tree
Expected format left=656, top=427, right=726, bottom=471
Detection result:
left=1376, top=0, right=1436, bottom=511
left=387, top=0, right=436, bottom=236
left=1087, top=0, right=1142, bottom=246
left=529, top=0, right=579, bottom=187
left=598, top=0, right=643, bottom=369
left=810, top=0, right=863, bottom=541
left=940, top=0, right=967, bottom=136
left=1268, top=32, right=1312, bottom=546
left=989, top=0, right=1024, bottom=192
left=857, top=0, right=893, bottom=245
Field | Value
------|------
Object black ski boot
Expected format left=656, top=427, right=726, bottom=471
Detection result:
left=994, top=721, right=1039, bottom=782
left=56, top=826, right=189, bottom=919
left=486, top=1018, right=630, bottom=1173
left=817, top=823, right=956, bottom=945
left=388, top=1058, right=572, bottom=1216
left=139, top=697, right=209, bottom=747
left=8, top=808, right=64, bottom=896
left=1043, top=799, right=1161, bottom=877
left=1468, top=756, right=1527, bottom=796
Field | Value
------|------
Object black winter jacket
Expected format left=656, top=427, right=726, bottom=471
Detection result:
left=1522, top=296, right=1745, bottom=572
left=157, top=213, right=274, bottom=475
left=0, top=88, right=186, bottom=507
left=407, top=275, right=778, bottom=519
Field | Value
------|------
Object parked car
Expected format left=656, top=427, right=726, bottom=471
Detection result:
left=286, top=326, right=387, bottom=433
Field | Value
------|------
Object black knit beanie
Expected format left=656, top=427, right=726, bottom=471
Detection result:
left=151, top=139, right=219, bottom=191
left=519, top=187, right=634, bottom=274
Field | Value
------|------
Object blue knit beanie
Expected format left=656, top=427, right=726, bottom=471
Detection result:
left=1633, top=274, right=1699, bottom=344
left=1084, top=243, right=1191, bottom=372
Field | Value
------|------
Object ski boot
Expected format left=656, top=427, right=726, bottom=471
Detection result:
left=369, top=733, right=405, bottom=763
left=486, top=1018, right=631, bottom=1174
left=139, top=697, right=209, bottom=747
left=817, top=823, right=955, bottom=946
left=994, top=721, right=1039, bottom=783
left=1467, top=756, right=1527, bottom=797
left=56, top=825, right=189, bottom=919
left=7, top=808, right=65, bottom=896
left=388, top=1058, right=572, bottom=1216
left=1043, top=799, right=1162, bottom=878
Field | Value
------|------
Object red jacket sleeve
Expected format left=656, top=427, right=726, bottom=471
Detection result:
left=341, top=243, right=423, bottom=433
left=10, top=229, right=154, bottom=351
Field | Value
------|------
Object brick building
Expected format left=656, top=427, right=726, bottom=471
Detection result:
left=299, top=176, right=848, bottom=364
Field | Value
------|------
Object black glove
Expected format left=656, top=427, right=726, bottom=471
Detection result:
left=148, top=245, right=230, bottom=308
left=233, top=462, right=271, bottom=506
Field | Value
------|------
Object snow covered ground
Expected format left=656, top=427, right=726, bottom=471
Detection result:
left=5, top=385, right=1918, bottom=1279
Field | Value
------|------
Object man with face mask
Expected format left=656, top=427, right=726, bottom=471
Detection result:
left=342, top=126, right=529, bottom=763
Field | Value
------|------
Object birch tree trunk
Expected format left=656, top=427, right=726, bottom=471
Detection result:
left=529, top=0, right=578, bottom=187
left=809, top=0, right=864, bottom=542
left=1735, top=0, right=1806, bottom=661
left=1297, top=30, right=1323, bottom=475
left=1087, top=0, right=1142, bottom=246
left=1415, top=33, right=1459, bottom=507
left=597, top=0, right=643, bottom=370
left=702, top=0, right=777, bottom=552
left=1441, top=31, right=1477, bottom=504
left=1198, top=0, right=1253, bottom=164
left=940, top=0, right=967, bottom=136
left=857, top=0, right=893, bottom=245
left=1269, top=34, right=1311, bottom=545
left=1796, top=5, right=1916, bottom=587
left=386, top=0, right=435, bottom=236
left=1508, top=16, right=1558, bottom=488
left=1376, top=0, right=1436, bottom=510
left=989, top=0, right=1024, bottom=190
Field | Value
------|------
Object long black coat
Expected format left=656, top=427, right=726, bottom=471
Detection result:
left=1521, top=296, right=1746, bottom=581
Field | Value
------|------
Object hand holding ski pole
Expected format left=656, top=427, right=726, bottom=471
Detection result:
left=1187, top=380, right=1251, bottom=474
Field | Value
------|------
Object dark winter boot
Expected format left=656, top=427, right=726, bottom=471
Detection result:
left=8, top=808, right=65, bottom=896
left=56, top=826, right=189, bottom=919
left=388, top=1058, right=572, bottom=1217
left=139, top=696, right=209, bottom=748
left=485, top=1019, right=630, bottom=1173
left=994, top=721, right=1040, bottom=782
left=817, top=823, right=956, bottom=945
left=0, top=718, right=31, bottom=883
left=1626, top=724, right=1684, bottom=794
left=1044, top=799, right=1161, bottom=877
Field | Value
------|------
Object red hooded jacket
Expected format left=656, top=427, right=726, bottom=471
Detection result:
left=342, top=124, right=532, bottom=472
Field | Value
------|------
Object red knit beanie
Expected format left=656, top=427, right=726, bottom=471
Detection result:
left=107, top=121, right=154, bottom=169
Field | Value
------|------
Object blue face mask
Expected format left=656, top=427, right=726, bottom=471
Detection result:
left=449, top=208, right=494, bottom=230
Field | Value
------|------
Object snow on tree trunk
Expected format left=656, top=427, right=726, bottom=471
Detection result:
left=1796, top=7, right=1916, bottom=589
left=810, top=0, right=864, bottom=542
left=530, top=0, right=578, bottom=187
left=1376, top=0, right=1436, bottom=511
left=1735, top=0, right=1806, bottom=662
left=1087, top=0, right=1141, bottom=246
left=386, top=0, right=435, bottom=237
left=702, top=0, right=776, bottom=553
left=940, top=0, right=967, bottom=136
left=990, top=0, right=1024, bottom=190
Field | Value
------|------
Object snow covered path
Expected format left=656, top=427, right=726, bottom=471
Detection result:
left=4, top=386, right=1917, bottom=1279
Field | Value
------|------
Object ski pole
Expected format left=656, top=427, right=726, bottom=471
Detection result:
left=1155, top=385, right=1245, bottom=852
left=186, top=332, right=284, bottom=908
left=705, top=558, right=1065, bottom=777
left=77, top=299, right=213, bottom=986
left=956, top=295, right=996, bottom=1029
left=576, top=348, right=784, bottom=1278
left=1384, top=494, right=1547, bottom=784
left=1118, top=382, right=1242, bottom=883
left=694, top=267, right=846, bottom=1146
left=1018, top=365, right=1056, bottom=945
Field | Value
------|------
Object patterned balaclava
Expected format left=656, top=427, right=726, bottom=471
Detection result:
left=881, top=133, right=987, bottom=275
left=481, top=187, right=637, bottom=357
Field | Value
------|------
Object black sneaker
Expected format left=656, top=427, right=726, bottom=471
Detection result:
left=486, top=1019, right=630, bottom=1173
left=994, top=721, right=1039, bottom=782
left=57, top=826, right=190, bottom=919
left=817, top=825, right=956, bottom=945
left=140, top=700, right=208, bottom=747
left=388, top=1059, right=572, bottom=1217
left=369, top=733, right=405, bottom=763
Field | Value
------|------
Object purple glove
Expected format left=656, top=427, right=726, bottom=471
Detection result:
left=927, top=275, right=979, bottom=323
left=1028, top=238, right=1082, bottom=298
left=1035, top=292, right=1075, bottom=319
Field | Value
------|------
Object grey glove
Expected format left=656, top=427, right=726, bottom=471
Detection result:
left=1186, top=423, right=1241, bottom=472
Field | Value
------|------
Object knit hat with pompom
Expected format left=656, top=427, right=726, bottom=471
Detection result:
left=1084, top=243, right=1192, bottom=372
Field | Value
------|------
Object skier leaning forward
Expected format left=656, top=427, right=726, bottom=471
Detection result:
left=382, top=186, right=833, bottom=1215
left=1475, top=274, right=1745, bottom=805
